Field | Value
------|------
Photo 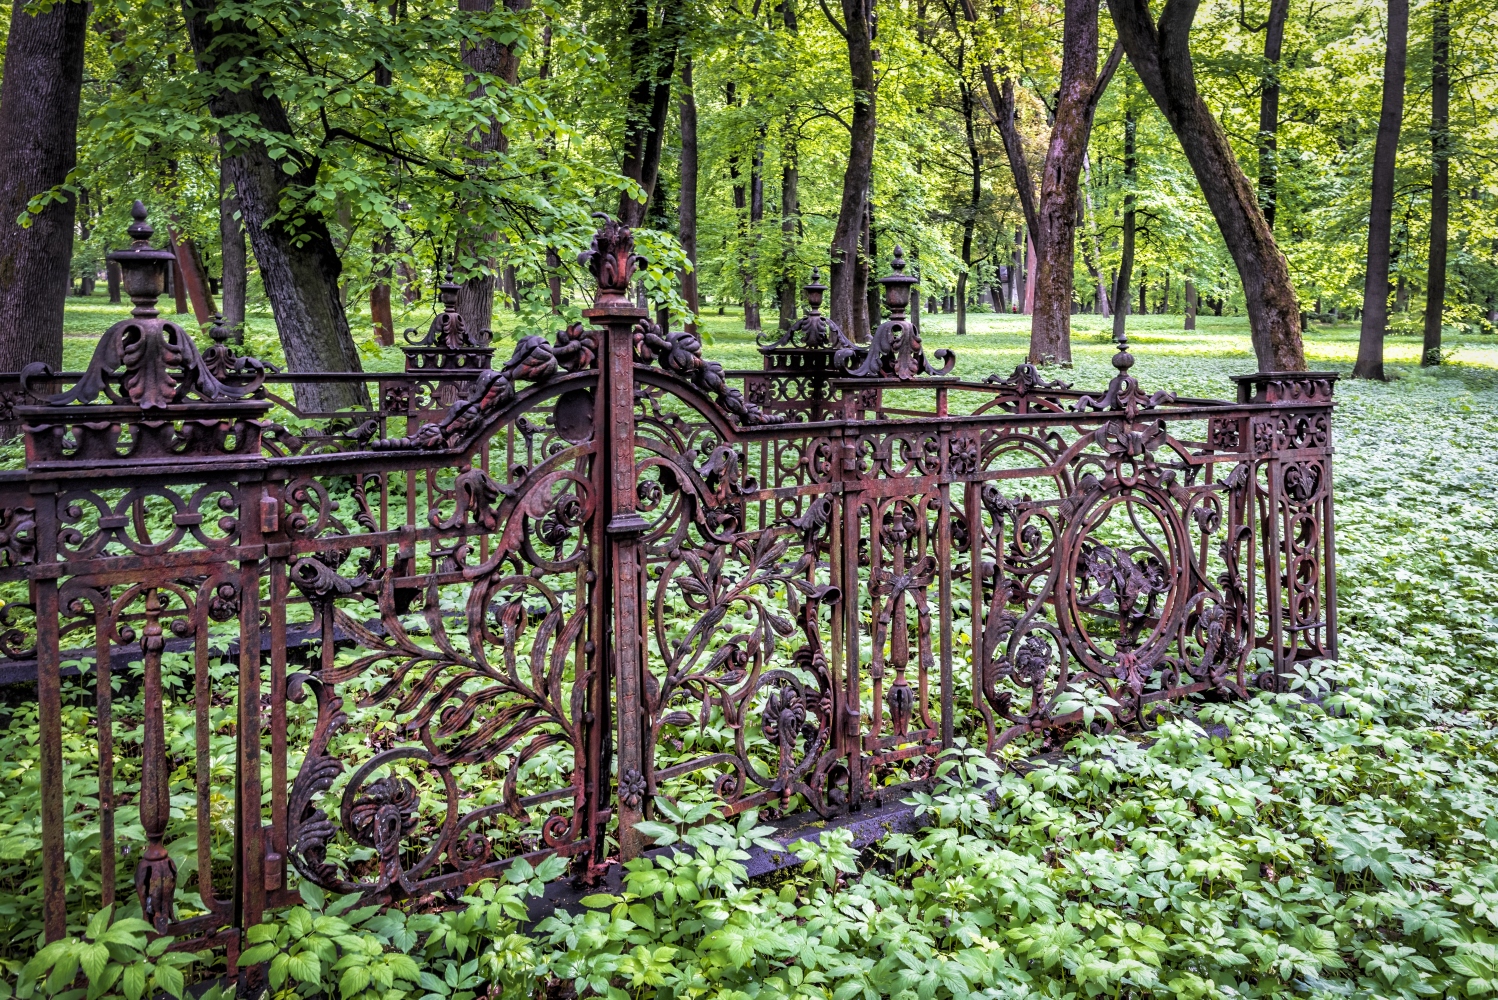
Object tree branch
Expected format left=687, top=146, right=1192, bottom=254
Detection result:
left=818, top=0, right=849, bottom=38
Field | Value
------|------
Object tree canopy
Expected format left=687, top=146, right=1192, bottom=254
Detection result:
left=3, top=0, right=1497, bottom=375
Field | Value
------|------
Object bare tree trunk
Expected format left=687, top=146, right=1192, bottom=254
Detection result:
left=618, top=0, right=685, bottom=227
left=1112, top=96, right=1137, bottom=342
left=1028, top=16, right=1119, bottom=365
left=0, top=0, right=88, bottom=372
left=746, top=134, right=765, bottom=330
left=984, top=71, right=1040, bottom=250
left=1420, top=0, right=1449, bottom=367
left=956, top=79, right=982, bottom=336
left=220, top=155, right=247, bottom=342
left=371, top=236, right=394, bottom=346
left=107, top=261, right=122, bottom=303
left=679, top=58, right=700, bottom=333
left=1108, top=0, right=1306, bottom=371
left=1256, top=0, right=1290, bottom=228
left=457, top=0, right=528, bottom=337
left=171, top=231, right=217, bottom=324
left=829, top=0, right=875, bottom=341
left=1184, top=280, right=1197, bottom=329
left=1082, top=153, right=1109, bottom=316
left=778, top=125, right=800, bottom=329
left=1354, top=0, right=1407, bottom=380
left=370, top=39, right=396, bottom=346
left=1023, top=240, right=1036, bottom=314
left=184, top=0, right=368, bottom=411
left=862, top=203, right=878, bottom=337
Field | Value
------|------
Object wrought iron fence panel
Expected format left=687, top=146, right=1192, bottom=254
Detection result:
left=10, top=211, right=1336, bottom=975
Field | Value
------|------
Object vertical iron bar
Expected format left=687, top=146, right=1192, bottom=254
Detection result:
left=938, top=482, right=953, bottom=749
left=33, top=485, right=65, bottom=942
left=586, top=271, right=649, bottom=859
left=237, top=512, right=265, bottom=928
left=267, top=552, right=288, bottom=889
left=94, top=594, right=114, bottom=908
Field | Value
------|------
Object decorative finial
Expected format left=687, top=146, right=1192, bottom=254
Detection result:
left=578, top=214, right=644, bottom=308
left=878, top=246, right=918, bottom=316
left=126, top=200, right=153, bottom=245
left=1112, top=330, right=1134, bottom=373
left=209, top=312, right=230, bottom=343
left=107, top=200, right=177, bottom=321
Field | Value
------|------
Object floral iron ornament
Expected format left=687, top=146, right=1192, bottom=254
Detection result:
left=23, top=202, right=268, bottom=408
left=757, top=269, right=844, bottom=350
left=836, top=247, right=954, bottom=379
left=579, top=214, right=645, bottom=307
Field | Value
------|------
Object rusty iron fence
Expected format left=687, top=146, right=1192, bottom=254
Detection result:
left=2, top=207, right=1336, bottom=963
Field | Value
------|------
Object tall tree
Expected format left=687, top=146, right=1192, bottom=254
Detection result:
left=1353, top=0, right=1408, bottom=380
left=1108, top=0, right=1306, bottom=371
left=456, top=0, right=531, bottom=336
left=220, top=154, right=247, bottom=343
left=776, top=0, right=802, bottom=330
left=1028, top=14, right=1120, bottom=365
left=1420, top=0, right=1449, bottom=367
left=679, top=58, right=701, bottom=333
left=746, top=134, right=766, bottom=330
left=618, top=0, right=685, bottom=227
left=183, top=0, right=369, bottom=411
left=1112, top=91, right=1137, bottom=343
left=778, top=119, right=801, bottom=329
left=0, top=0, right=89, bottom=371
left=1250, top=0, right=1290, bottom=228
left=826, top=0, right=876, bottom=341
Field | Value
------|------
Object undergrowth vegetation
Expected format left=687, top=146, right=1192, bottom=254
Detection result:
left=3, top=327, right=1498, bottom=998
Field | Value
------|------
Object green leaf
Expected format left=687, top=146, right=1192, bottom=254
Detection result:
left=340, top=965, right=372, bottom=998
left=151, top=962, right=185, bottom=1000
left=299, top=882, right=327, bottom=912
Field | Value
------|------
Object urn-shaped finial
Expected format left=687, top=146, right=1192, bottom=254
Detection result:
left=107, top=201, right=177, bottom=320
left=879, top=246, right=917, bottom=315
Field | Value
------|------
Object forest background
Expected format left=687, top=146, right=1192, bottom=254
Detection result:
left=1, top=0, right=1494, bottom=386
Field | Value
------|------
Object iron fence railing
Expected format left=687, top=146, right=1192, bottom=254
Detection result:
left=4, top=210, right=1336, bottom=970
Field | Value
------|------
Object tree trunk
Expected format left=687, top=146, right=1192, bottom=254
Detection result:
left=1184, top=280, right=1197, bottom=329
left=1028, top=13, right=1118, bottom=365
left=678, top=58, right=701, bottom=333
left=1011, top=231, right=1023, bottom=311
left=1082, top=153, right=1110, bottom=316
left=746, top=135, right=765, bottom=330
left=183, top=0, right=368, bottom=411
left=171, top=232, right=217, bottom=324
left=1420, top=0, right=1449, bottom=367
left=220, top=156, right=247, bottom=342
left=1023, top=240, right=1037, bottom=314
left=1354, top=0, right=1407, bottom=380
left=829, top=0, right=875, bottom=342
left=0, top=0, right=88, bottom=372
left=107, top=261, right=122, bottom=303
left=618, top=0, right=685, bottom=227
left=984, top=72, right=1040, bottom=251
left=861, top=203, right=878, bottom=337
left=778, top=126, right=800, bottom=329
left=1256, top=0, right=1289, bottom=229
left=371, top=236, right=394, bottom=346
left=456, top=0, right=528, bottom=337
left=1108, top=0, right=1306, bottom=371
left=956, top=80, right=982, bottom=337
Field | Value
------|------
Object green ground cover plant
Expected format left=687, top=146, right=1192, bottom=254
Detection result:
left=3, top=307, right=1497, bottom=998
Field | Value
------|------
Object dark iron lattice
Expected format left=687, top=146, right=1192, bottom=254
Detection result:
left=3, top=208, right=1336, bottom=961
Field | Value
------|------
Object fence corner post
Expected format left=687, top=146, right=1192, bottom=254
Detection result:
left=580, top=218, right=650, bottom=860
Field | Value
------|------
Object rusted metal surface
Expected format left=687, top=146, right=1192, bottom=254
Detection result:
left=10, top=207, right=1336, bottom=958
